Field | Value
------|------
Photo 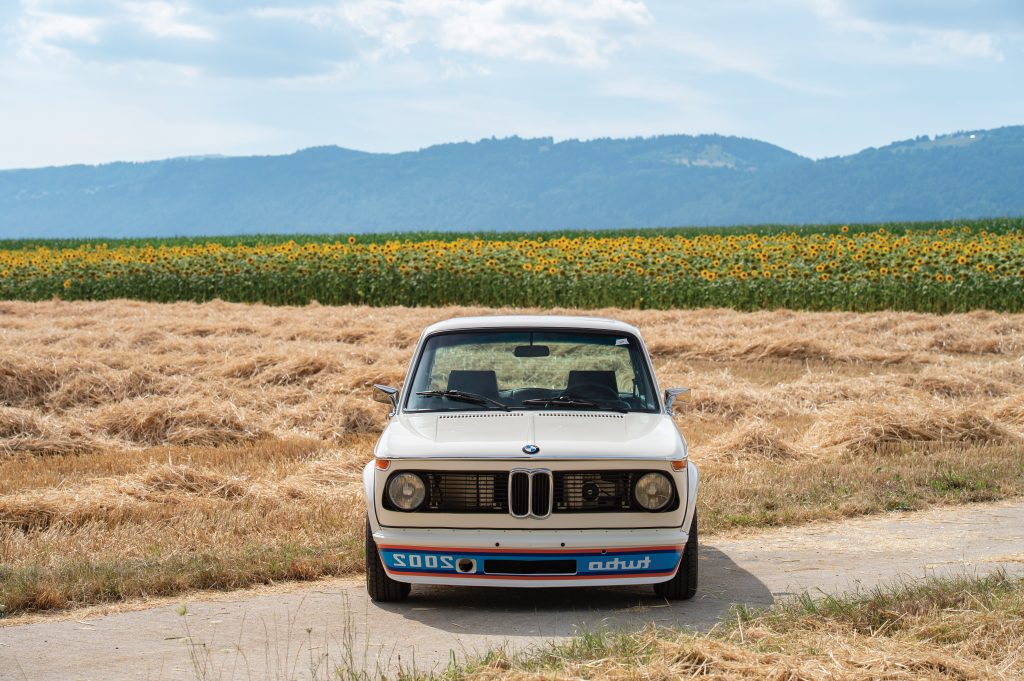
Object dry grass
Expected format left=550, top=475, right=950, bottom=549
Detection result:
left=0, top=438, right=367, bottom=614
left=706, top=418, right=801, bottom=460
left=459, top=572, right=1024, bottom=681
left=699, top=444, right=1023, bottom=532
left=2, top=300, right=1024, bottom=617
left=805, top=400, right=1013, bottom=454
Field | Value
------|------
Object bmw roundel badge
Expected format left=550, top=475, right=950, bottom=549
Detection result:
left=522, top=444, right=540, bottom=455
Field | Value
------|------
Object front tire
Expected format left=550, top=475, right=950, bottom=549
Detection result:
left=365, top=518, right=411, bottom=602
left=653, top=510, right=698, bottom=600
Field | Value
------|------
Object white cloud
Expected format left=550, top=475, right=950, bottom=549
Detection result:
left=339, top=0, right=652, bottom=66
left=1, top=0, right=1021, bottom=168
left=919, top=29, right=1001, bottom=60
left=248, top=5, right=347, bottom=31
left=15, top=5, right=104, bottom=59
left=122, top=1, right=215, bottom=40
left=14, top=0, right=213, bottom=62
left=808, top=0, right=1005, bottom=63
left=10, top=0, right=651, bottom=71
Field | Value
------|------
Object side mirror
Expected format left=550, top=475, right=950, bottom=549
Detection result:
left=373, top=384, right=399, bottom=414
left=664, top=387, right=689, bottom=415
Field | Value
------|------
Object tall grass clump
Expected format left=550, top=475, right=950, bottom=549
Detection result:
left=457, top=572, right=1024, bottom=680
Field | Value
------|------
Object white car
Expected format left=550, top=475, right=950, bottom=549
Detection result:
left=363, top=315, right=698, bottom=602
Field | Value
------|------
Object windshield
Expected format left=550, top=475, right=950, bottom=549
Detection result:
left=404, top=330, right=659, bottom=413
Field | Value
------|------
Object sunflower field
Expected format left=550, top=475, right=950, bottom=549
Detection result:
left=2, top=221, right=1023, bottom=312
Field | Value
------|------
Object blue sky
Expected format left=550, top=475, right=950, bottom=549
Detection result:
left=1, top=0, right=1022, bottom=169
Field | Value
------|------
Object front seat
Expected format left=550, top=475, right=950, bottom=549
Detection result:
left=447, top=370, right=500, bottom=401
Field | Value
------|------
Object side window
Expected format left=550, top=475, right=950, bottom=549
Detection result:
left=628, top=349, right=648, bottom=401
left=410, top=343, right=437, bottom=395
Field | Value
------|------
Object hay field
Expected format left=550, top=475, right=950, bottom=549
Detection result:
left=2, top=300, right=1023, bottom=617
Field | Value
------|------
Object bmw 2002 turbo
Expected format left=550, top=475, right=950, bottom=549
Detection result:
left=363, top=315, right=698, bottom=601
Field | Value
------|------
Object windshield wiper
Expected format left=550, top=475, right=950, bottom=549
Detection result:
left=521, top=394, right=628, bottom=413
left=416, top=390, right=510, bottom=411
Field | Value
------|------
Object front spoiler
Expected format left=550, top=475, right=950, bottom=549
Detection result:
left=383, top=573, right=677, bottom=588
left=374, top=527, right=686, bottom=587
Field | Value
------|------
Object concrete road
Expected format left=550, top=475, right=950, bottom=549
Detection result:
left=2, top=500, right=1023, bottom=680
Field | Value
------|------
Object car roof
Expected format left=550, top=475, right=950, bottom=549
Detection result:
left=421, top=315, right=642, bottom=336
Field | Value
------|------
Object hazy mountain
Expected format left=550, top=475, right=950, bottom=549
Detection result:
left=2, top=127, right=1022, bottom=238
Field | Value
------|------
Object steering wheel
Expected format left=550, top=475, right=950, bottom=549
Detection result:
left=564, top=382, right=619, bottom=401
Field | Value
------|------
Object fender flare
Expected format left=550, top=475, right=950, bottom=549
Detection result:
left=363, top=461, right=381, bottom=532
left=681, top=460, right=699, bottom=534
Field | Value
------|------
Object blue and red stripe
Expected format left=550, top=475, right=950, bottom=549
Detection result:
left=379, top=544, right=682, bottom=579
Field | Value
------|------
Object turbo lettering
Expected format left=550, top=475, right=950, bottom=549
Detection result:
left=586, top=556, right=653, bottom=571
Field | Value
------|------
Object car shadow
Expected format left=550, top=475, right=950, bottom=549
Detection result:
left=372, top=546, right=774, bottom=638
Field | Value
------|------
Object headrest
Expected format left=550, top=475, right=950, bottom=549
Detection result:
left=447, top=370, right=500, bottom=399
left=566, top=370, right=618, bottom=393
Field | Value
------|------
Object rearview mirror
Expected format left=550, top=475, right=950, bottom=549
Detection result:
left=514, top=345, right=550, bottom=358
left=664, top=387, right=689, bottom=415
left=372, top=384, right=399, bottom=413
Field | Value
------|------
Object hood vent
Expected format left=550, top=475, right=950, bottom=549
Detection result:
left=535, top=412, right=625, bottom=419
left=438, top=412, right=524, bottom=419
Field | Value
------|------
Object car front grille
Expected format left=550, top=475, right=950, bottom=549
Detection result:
left=554, top=471, right=636, bottom=513
left=531, top=472, right=552, bottom=518
left=509, top=469, right=552, bottom=518
left=422, top=472, right=509, bottom=513
left=509, top=470, right=529, bottom=516
left=386, top=469, right=676, bottom=514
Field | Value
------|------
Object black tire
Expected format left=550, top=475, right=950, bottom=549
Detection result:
left=653, top=510, right=698, bottom=600
left=365, top=518, right=411, bottom=602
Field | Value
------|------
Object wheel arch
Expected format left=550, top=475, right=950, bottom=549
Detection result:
left=364, top=461, right=381, bottom=533
left=682, top=460, right=699, bottom=535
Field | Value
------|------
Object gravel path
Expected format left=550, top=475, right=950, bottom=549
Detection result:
left=3, top=500, right=1023, bottom=680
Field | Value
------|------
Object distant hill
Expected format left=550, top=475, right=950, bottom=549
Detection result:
left=2, top=127, right=1023, bottom=238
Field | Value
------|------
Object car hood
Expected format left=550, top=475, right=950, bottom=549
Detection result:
left=374, top=411, right=687, bottom=460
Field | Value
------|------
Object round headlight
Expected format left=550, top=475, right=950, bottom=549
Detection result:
left=387, top=472, right=426, bottom=511
left=633, top=472, right=673, bottom=511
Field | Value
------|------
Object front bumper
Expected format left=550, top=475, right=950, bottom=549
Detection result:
left=373, top=527, right=686, bottom=587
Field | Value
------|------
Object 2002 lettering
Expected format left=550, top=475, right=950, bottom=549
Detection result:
left=390, top=553, right=455, bottom=569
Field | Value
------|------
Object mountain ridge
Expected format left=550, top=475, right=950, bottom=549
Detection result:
left=2, top=127, right=1022, bottom=238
